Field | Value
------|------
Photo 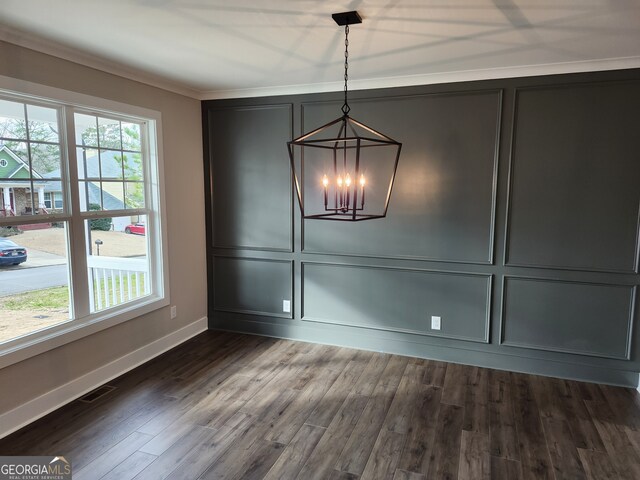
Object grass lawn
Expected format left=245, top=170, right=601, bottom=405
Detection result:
left=0, top=286, right=69, bottom=310
left=0, top=273, right=147, bottom=344
left=0, top=275, right=147, bottom=312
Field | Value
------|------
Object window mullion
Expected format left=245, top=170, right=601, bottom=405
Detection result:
left=141, top=121, right=158, bottom=297
left=64, top=107, right=91, bottom=319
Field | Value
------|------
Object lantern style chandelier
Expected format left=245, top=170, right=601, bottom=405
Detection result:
left=288, top=11, right=402, bottom=221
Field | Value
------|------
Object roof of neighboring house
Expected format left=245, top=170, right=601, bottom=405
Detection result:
left=0, top=145, right=126, bottom=210
left=42, top=149, right=126, bottom=210
left=42, top=149, right=128, bottom=180
left=0, top=145, right=43, bottom=180
left=78, top=150, right=128, bottom=179
left=41, top=179, right=125, bottom=210
left=88, top=182, right=125, bottom=210
left=43, top=152, right=125, bottom=210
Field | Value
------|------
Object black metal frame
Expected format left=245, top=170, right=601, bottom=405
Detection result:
left=288, top=10, right=402, bottom=222
left=288, top=114, right=402, bottom=221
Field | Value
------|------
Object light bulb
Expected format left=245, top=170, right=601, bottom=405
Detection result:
left=322, top=174, right=329, bottom=187
left=337, top=176, right=343, bottom=187
left=360, top=174, right=366, bottom=187
left=345, top=173, right=352, bottom=187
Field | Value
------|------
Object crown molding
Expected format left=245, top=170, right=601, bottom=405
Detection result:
left=0, top=25, right=201, bottom=99
left=200, top=56, right=640, bottom=100
left=2, top=24, right=639, bottom=102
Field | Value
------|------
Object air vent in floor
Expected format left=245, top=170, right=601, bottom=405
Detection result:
left=79, top=385, right=116, bottom=403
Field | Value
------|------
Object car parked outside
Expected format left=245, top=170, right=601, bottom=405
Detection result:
left=124, top=223, right=145, bottom=235
left=0, top=238, right=28, bottom=266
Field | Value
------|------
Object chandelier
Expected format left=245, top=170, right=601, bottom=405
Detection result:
left=288, top=11, right=402, bottom=221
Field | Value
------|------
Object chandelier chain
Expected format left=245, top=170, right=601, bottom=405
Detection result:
left=342, top=25, right=350, bottom=115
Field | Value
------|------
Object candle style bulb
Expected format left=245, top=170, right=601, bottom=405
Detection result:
left=359, top=175, right=366, bottom=187
left=345, top=173, right=351, bottom=209
left=337, top=176, right=343, bottom=187
left=322, top=174, right=329, bottom=208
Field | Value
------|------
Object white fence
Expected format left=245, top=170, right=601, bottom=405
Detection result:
left=87, top=255, right=149, bottom=311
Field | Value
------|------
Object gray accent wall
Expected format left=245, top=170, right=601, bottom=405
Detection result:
left=203, top=69, right=640, bottom=387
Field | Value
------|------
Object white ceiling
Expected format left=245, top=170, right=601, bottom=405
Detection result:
left=1, top=1, right=639, bottom=99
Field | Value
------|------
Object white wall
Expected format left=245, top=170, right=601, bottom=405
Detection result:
left=0, top=41, right=206, bottom=416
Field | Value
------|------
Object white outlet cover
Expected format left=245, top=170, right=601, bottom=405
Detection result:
left=431, top=315, right=441, bottom=330
left=170, top=305, right=177, bottom=319
left=282, top=300, right=291, bottom=313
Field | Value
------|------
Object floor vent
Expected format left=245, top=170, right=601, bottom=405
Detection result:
left=79, top=385, right=116, bottom=403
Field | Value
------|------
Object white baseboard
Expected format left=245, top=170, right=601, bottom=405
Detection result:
left=0, top=317, right=207, bottom=439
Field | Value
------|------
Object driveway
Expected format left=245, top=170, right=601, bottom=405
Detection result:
left=16, top=248, right=67, bottom=268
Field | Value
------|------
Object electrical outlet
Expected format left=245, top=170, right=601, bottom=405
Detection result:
left=170, top=305, right=177, bottom=319
left=431, top=315, right=441, bottom=330
left=282, top=300, right=291, bottom=313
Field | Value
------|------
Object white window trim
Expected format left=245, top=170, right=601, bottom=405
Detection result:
left=0, top=75, right=170, bottom=370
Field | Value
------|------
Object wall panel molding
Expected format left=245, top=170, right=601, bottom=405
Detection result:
left=213, top=256, right=294, bottom=319
left=499, top=275, right=636, bottom=360
left=209, top=103, right=294, bottom=252
left=300, top=90, right=502, bottom=265
left=503, top=80, right=640, bottom=274
left=301, top=261, right=492, bottom=343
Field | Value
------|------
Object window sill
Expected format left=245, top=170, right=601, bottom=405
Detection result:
left=0, top=295, right=169, bottom=370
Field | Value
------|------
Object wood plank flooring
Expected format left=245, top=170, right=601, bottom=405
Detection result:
left=2, top=331, right=640, bottom=479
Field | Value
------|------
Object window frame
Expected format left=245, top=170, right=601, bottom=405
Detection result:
left=0, top=75, right=170, bottom=369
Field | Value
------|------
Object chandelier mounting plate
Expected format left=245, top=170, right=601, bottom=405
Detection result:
left=332, top=11, right=362, bottom=26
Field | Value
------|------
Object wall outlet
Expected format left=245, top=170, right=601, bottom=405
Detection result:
left=170, top=305, right=177, bottom=319
left=431, top=315, right=441, bottom=330
left=282, top=300, right=291, bottom=313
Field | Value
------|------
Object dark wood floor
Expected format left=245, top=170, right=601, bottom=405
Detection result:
left=2, top=332, right=640, bottom=479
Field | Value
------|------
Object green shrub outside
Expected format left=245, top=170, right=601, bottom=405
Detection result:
left=88, top=203, right=112, bottom=231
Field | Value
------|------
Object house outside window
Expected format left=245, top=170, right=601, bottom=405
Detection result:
left=0, top=86, right=168, bottom=364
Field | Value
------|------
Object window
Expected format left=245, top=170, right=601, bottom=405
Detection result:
left=43, top=192, right=63, bottom=210
left=0, top=86, right=167, bottom=363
